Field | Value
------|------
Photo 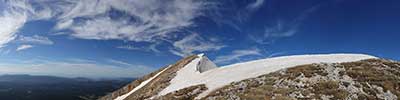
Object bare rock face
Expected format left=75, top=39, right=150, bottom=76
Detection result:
left=196, top=54, right=218, bottom=73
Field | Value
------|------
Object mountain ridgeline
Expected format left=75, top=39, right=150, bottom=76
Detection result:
left=100, top=54, right=400, bottom=100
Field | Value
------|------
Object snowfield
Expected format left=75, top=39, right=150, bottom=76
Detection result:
left=158, top=53, right=376, bottom=99
left=114, top=65, right=171, bottom=100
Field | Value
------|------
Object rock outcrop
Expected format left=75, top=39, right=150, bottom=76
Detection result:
left=196, top=54, right=218, bottom=73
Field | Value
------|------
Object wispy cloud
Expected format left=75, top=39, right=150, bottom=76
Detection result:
left=0, top=58, right=155, bottom=78
left=54, top=19, right=74, bottom=30
left=47, top=0, right=209, bottom=43
left=208, top=0, right=265, bottom=31
left=16, top=44, right=33, bottom=51
left=246, top=0, right=265, bottom=11
left=170, top=33, right=225, bottom=57
left=0, top=0, right=57, bottom=48
left=107, top=59, right=136, bottom=67
left=117, top=42, right=161, bottom=53
left=239, top=0, right=265, bottom=23
left=0, top=1, right=28, bottom=48
left=66, top=58, right=96, bottom=63
left=249, top=4, right=322, bottom=44
left=116, top=45, right=141, bottom=51
left=16, top=35, right=54, bottom=45
left=1, top=0, right=223, bottom=55
left=214, top=48, right=262, bottom=64
left=12, top=35, right=54, bottom=52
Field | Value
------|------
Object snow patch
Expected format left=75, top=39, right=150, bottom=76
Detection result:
left=114, top=65, right=171, bottom=100
left=158, top=53, right=376, bottom=99
left=157, top=56, right=203, bottom=96
left=197, top=53, right=205, bottom=57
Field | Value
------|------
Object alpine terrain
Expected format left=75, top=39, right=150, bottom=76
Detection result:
left=99, top=54, right=400, bottom=100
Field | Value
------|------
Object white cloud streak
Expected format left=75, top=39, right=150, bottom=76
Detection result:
left=16, top=35, right=54, bottom=45
left=107, top=59, right=134, bottom=67
left=171, top=33, right=225, bottom=57
left=16, top=44, right=33, bottom=51
left=246, top=0, right=265, bottom=11
left=214, top=48, right=262, bottom=64
left=117, top=42, right=161, bottom=53
left=54, top=19, right=73, bottom=30
left=116, top=45, right=141, bottom=51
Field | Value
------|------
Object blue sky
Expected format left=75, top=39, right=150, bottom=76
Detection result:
left=0, top=0, right=399, bottom=78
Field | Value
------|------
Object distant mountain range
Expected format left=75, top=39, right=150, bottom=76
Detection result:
left=100, top=54, right=400, bottom=100
left=0, top=74, right=134, bottom=100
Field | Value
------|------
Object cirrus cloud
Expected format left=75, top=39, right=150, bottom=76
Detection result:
left=0, top=0, right=28, bottom=48
left=170, top=33, right=225, bottom=57
left=16, top=35, right=54, bottom=45
left=16, top=44, right=33, bottom=51
left=1, top=0, right=221, bottom=56
left=214, top=48, right=262, bottom=64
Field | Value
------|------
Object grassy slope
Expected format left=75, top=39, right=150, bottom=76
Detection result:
left=99, top=55, right=197, bottom=100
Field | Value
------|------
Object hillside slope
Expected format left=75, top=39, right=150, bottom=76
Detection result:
left=99, top=54, right=400, bottom=100
left=99, top=55, right=197, bottom=100
left=205, top=59, right=400, bottom=100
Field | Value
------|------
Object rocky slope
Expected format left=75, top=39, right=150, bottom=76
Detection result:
left=205, top=59, right=400, bottom=100
left=99, top=54, right=400, bottom=100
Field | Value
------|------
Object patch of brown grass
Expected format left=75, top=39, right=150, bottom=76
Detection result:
left=312, top=80, right=349, bottom=99
left=157, top=84, right=207, bottom=100
left=286, top=64, right=327, bottom=79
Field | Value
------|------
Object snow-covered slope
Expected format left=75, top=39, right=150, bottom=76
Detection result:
left=158, top=53, right=376, bottom=99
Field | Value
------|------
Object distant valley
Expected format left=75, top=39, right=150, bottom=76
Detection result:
left=0, top=74, right=134, bottom=100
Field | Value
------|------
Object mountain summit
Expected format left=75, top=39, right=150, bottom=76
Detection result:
left=99, top=54, right=400, bottom=100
